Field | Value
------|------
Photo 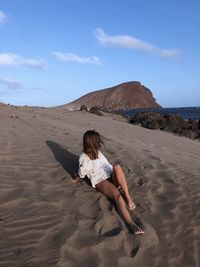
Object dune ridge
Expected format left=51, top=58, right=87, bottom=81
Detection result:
left=0, top=104, right=199, bottom=267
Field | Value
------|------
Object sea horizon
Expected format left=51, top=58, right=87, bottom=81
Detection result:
left=121, top=106, right=200, bottom=120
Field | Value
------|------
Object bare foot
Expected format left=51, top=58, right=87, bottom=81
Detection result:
left=129, top=224, right=145, bottom=235
left=127, top=198, right=136, bottom=210
left=118, top=189, right=136, bottom=210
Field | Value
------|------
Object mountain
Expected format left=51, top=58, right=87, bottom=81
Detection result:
left=62, top=81, right=162, bottom=110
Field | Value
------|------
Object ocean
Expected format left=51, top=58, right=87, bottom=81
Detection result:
left=122, top=106, right=200, bottom=120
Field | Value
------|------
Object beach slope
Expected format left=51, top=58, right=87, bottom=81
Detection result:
left=0, top=104, right=199, bottom=267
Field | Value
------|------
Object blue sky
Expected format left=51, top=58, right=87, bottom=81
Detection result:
left=0, top=0, right=200, bottom=107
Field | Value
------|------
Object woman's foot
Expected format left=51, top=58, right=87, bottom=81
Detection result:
left=127, top=198, right=136, bottom=211
left=117, top=188, right=136, bottom=210
left=129, top=224, right=145, bottom=235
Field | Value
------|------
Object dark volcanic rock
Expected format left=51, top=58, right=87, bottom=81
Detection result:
left=187, top=119, right=199, bottom=131
left=130, top=112, right=200, bottom=140
left=162, top=114, right=185, bottom=132
left=89, top=106, right=129, bottom=122
left=130, top=112, right=164, bottom=129
left=80, top=104, right=88, bottom=111
left=62, top=81, right=161, bottom=110
left=89, top=106, right=104, bottom=116
left=181, top=129, right=199, bottom=140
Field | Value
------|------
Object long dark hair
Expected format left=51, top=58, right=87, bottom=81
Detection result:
left=83, top=130, right=104, bottom=160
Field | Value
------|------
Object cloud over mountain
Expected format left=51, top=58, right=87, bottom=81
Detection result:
left=95, top=28, right=180, bottom=58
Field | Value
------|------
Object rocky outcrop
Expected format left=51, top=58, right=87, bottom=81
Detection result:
left=80, top=104, right=88, bottom=111
left=89, top=106, right=104, bottom=116
left=62, top=81, right=161, bottom=110
left=130, top=112, right=200, bottom=140
left=80, top=105, right=129, bottom=122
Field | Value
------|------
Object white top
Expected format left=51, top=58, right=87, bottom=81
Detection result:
left=78, top=150, right=113, bottom=188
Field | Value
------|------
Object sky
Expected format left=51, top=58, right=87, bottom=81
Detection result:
left=0, top=0, right=200, bottom=108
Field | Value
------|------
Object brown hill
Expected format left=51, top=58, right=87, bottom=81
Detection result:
left=62, top=81, right=161, bottom=110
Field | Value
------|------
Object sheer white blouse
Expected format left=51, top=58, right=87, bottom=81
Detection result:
left=78, top=150, right=113, bottom=188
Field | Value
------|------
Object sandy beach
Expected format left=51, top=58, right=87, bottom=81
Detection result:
left=0, top=103, right=199, bottom=267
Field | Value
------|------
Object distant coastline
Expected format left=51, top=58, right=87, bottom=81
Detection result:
left=121, top=106, right=200, bottom=120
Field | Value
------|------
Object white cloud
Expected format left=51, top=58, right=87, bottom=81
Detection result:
left=95, top=28, right=180, bottom=58
left=0, top=53, right=46, bottom=70
left=52, top=51, right=101, bottom=65
left=0, top=78, right=23, bottom=90
left=0, top=11, right=8, bottom=26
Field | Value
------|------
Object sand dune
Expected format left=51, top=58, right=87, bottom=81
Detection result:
left=0, top=104, right=199, bottom=267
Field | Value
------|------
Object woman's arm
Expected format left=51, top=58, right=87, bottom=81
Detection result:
left=78, top=153, right=90, bottom=179
left=99, top=151, right=113, bottom=170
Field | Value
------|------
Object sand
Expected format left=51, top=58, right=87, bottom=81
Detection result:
left=0, top=103, right=199, bottom=267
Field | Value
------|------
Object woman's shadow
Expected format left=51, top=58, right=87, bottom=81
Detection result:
left=46, top=140, right=91, bottom=186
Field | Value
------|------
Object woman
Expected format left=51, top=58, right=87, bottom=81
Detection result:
left=77, top=130, right=144, bottom=235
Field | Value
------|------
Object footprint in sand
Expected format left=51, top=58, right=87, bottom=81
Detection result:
left=137, top=176, right=149, bottom=187
left=138, top=222, right=159, bottom=250
left=123, top=221, right=158, bottom=257
left=95, top=214, right=121, bottom=237
left=124, top=236, right=140, bottom=257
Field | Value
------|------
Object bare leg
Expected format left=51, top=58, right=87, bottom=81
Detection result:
left=112, top=164, right=136, bottom=210
left=96, top=179, right=144, bottom=235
